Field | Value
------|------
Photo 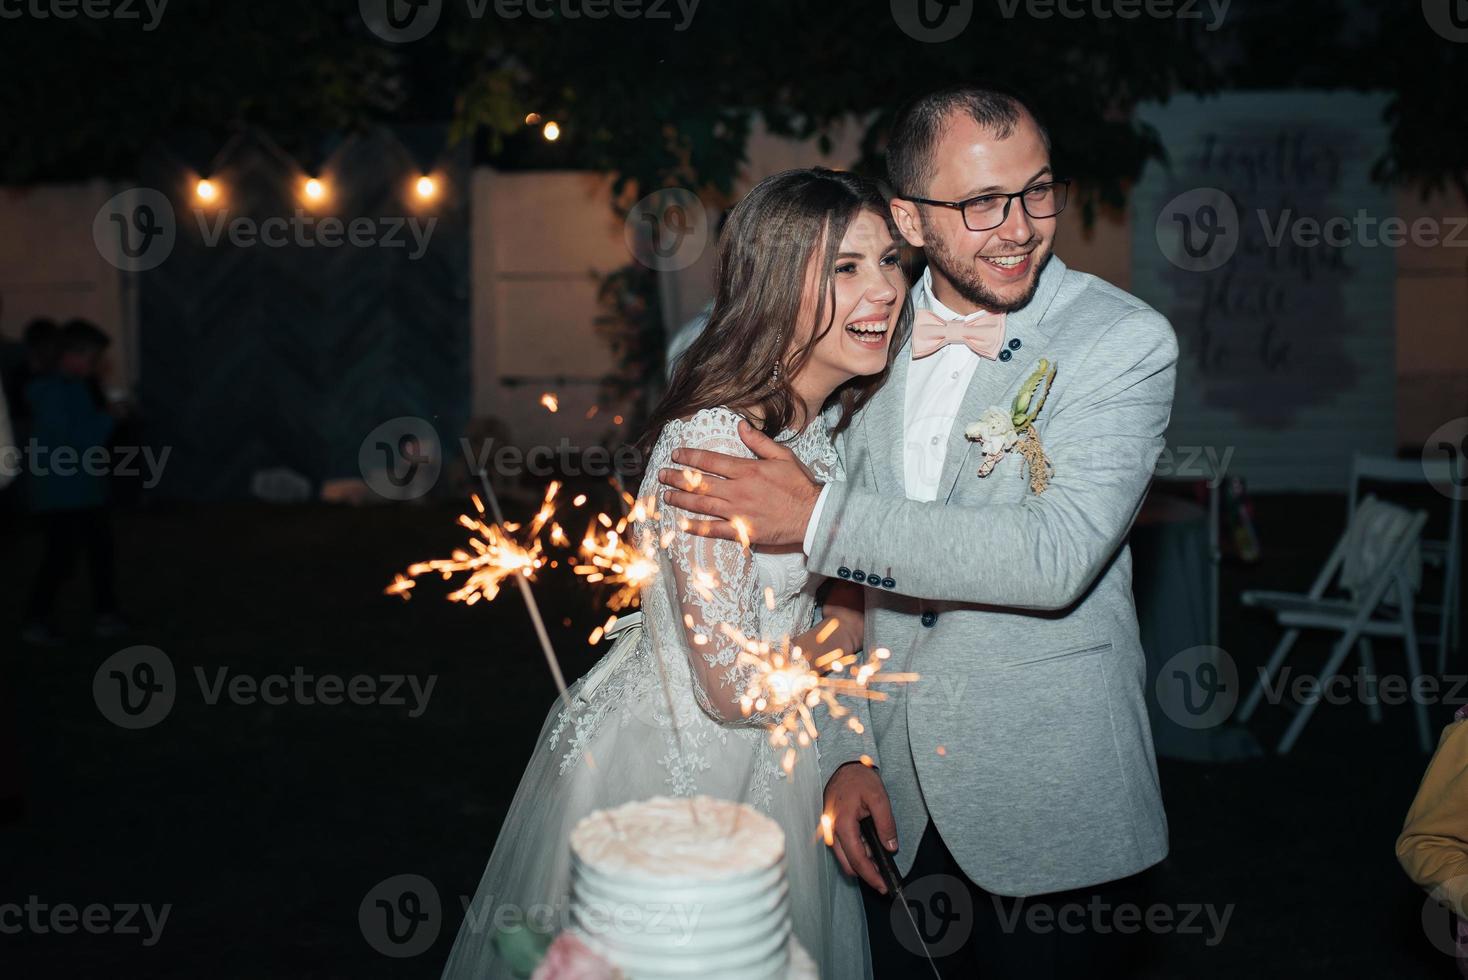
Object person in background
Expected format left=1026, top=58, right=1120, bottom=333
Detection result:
left=1397, top=705, right=1468, bottom=977
left=20, top=319, right=129, bottom=645
left=663, top=301, right=712, bottom=381
left=0, top=366, right=21, bottom=826
left=5, top=318, right=60, bottom=427
left=1, top=319, right=60, bottom=522
left=0, top=366, right=13, bottom=495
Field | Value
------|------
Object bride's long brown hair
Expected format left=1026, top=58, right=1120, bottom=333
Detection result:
left=638, top=167, right=908, bottom=456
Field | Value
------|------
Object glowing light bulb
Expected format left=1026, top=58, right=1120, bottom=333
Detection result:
left=304, top=178, right=326, bottom=201
left=195, top=179, right=217, bottom=202
left=415, top=175, right=437, bottom=200
left=542, top=121, right=560, bottom=142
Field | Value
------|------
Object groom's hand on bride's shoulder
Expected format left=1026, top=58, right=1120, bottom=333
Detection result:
left=658, top=420, right=820, bottom=547
left=824, top=761, right=898, bottom=895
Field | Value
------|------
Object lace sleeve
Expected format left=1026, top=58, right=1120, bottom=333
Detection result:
left=648, top=409, right=774, bottom=727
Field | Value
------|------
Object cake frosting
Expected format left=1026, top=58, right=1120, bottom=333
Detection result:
left=567, top=795, right=814, bottom=979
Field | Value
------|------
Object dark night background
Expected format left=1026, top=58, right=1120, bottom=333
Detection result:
left=1, top=0, right=1467, bottom=976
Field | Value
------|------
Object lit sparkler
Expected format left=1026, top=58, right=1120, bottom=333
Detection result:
left=385, top=478, right=571, bottom=701
left=720, top=626, right=920, bottom=774
left=389, top=494, right=548, bottom=606
left=573, top=495, right=667, bottom=618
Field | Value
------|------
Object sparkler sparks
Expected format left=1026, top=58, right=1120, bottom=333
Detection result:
left=721, top=628, right=919, bottom=774
left=573, top=496, right=666, bottom=618
left=385, top=483, right=562, bottom=606
left=392, top=504, right=544, bottom=605
left=385, top=472, right=921, bottom=789
left=384, top=573, right=416, bottom=601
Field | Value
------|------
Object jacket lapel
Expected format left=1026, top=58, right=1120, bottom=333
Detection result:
left=860, top=332, right=910, bottom=495
left=937, top=256, right=1068, bottom=504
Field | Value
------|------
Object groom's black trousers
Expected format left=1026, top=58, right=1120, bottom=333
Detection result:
left=860, top=821, right=1148, bottom=979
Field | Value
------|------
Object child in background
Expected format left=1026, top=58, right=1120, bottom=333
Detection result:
left=1397, top=706, right=1468, bottom=977
left=20, top=319, right=128, bottom=645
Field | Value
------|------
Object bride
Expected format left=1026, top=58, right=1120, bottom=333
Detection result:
left=442, top=167, right=909, bottom=980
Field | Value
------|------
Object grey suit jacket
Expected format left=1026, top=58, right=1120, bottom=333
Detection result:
left=812, top=256, right=1175, bottom=896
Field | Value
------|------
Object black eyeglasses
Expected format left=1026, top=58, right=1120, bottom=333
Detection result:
left=903, top=179, right=1071, bottom=232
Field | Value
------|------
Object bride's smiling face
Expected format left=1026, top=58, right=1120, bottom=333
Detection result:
left=791, top=209, right=905, bottom=390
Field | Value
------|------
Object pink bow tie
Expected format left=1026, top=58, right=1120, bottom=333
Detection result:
left=911, top=308, right=1007, bottom=360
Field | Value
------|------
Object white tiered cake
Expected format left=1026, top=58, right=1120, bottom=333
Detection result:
left=567, top=796, right=817, bottom=979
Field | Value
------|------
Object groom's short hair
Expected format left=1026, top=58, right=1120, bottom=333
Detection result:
left=887, top=85, right=1051, bottom=199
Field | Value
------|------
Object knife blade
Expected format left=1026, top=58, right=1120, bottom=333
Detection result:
left=859, top=815, right=943, bottom=980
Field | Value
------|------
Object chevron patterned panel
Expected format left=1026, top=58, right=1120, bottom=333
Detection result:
left=138, top=128, right=470, bottom=500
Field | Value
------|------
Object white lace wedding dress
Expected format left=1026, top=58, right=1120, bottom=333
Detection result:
left=441, top=406, right=871, bottom=980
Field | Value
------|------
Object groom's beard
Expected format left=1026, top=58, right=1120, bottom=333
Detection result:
left=922, top=220, right=1052, bottom=315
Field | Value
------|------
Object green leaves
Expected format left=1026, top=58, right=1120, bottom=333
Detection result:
left=1011, top=359, right=1056, bottom=430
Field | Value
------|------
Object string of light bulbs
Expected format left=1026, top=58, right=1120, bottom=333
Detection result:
left=185, top=114, right=561, bottom=204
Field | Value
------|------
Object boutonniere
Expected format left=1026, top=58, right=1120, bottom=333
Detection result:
left=964, top=358, right=1057, bottom=494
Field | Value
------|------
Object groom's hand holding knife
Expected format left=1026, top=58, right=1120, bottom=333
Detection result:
left=825, top=761, right=900, bottom=895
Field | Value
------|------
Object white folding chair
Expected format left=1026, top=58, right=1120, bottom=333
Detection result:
left=1347, top=453, right=1463, bottom=673
left=1237, top=496, right=1431, bottom=754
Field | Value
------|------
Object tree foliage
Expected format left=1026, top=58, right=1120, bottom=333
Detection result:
left=1, top=1, right=1462, bottom=199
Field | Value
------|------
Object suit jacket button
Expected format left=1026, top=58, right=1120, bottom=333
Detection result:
left=921, top=610, right=938, bottom=628
left=881, top=577, right=896, bottom=589
left=998, top=349, right=1013, bottom=362
left=1008, top=337, right=1022, bottom=350
left=837, top=567, right=851, bottom=579
left=851, top=570, right=867, bottom=583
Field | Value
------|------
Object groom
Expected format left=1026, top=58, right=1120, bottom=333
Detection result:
left=660, top=85, right=1176, bottom=978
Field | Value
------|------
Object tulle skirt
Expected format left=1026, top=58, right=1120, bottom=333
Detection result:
left=440, top=632, right=871, bottom=980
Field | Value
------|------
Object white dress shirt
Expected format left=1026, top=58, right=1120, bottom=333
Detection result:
left=803, top=266, right=995, bottom=552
